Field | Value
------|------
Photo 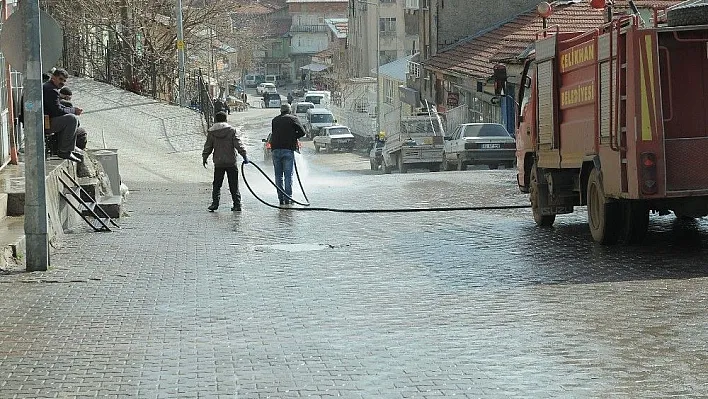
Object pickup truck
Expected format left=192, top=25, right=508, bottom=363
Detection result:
left=381, top=113, right=445, bottom=173
left=313, top=125, right=355, bottom=153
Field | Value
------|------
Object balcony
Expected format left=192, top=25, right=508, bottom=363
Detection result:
left=290, top=24, right=328, bottom=33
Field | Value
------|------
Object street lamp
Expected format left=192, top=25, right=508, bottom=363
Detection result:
left=358, top=0, right=381, bottom=139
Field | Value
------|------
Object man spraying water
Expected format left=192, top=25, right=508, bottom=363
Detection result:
left=270, top=104, right=306, bottom=205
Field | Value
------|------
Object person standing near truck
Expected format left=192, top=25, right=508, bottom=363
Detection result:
left=270, top=104, right=305, bottom=205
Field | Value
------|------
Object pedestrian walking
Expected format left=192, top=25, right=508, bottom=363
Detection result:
left=287, top=92, right=294, bottom=105
left=270, top=104, right=305, bottom=205
left=202, top=111, right=249, bottom=212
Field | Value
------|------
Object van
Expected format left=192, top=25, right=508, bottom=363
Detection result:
left=245, top=74, right=265, bottom=88
left=305, top=108, right=335, bottom=139
left=265, top=74, right=285, bottom=87
left=304, top=90, right=331, bottom=108
left=294, top=102, right=315, bottom=125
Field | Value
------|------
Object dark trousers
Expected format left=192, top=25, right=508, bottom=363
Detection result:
left=212, top=165, right=241, bottom=206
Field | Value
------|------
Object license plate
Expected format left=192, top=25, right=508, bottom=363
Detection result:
left=481, top=143, right=501, bottom=149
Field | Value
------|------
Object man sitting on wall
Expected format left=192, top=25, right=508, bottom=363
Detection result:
left=43, top=68, right=83, bottom=162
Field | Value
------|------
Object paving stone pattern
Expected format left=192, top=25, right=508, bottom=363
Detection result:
left=1, top=80, right=707, bottom=398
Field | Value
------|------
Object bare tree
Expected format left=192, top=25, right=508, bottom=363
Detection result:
left=40, top=0, right=266, bottom=100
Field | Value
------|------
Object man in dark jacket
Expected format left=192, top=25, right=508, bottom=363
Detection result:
left=270, top=103, right=305, bottom=205
left=43, top=68, right=83, bottom=162
left=202, top=112, right=249, bottom=212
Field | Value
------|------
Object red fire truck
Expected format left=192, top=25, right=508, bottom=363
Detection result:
left=515, top=3, right=708, bottom=244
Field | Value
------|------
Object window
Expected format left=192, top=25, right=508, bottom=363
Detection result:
left=463, top=124, right=511, bottom=138
left=384, top=79, right=395, bottom=104
left=379, top=17, right=396, bottom=35
left=404, top=0, right=419, bottom=8
left=379, top=50, right=397, bottom=65
left=381, top=0, right=396, bottom=3
left=408, top=61, right=420, bottom=78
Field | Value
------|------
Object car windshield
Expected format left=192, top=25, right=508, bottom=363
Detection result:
left=305, top=95, right=322, bottom=104
left=463, top=124, right=511, bottom=138
left=328, top=127, right=349, bottom=135
left=311, top=114, right=333, bottom=123
left=296, top=104, right=313, bottom=113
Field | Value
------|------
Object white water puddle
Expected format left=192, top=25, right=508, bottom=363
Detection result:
left=253, top=243, right=334, bottom=252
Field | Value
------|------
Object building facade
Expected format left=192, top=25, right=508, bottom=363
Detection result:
left=348, top=0, right=419, bottom=78
left=287, top=0, right=348, bottom=78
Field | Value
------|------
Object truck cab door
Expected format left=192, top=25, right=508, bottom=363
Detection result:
left=534, top=36, right=561, bottom=169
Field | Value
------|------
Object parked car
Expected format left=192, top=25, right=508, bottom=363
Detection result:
left=313, top=125, right=355, bottom=153
left=369, top=140, right=385, bottom=170
left=442, top=123, right=515, bottom=170
left=262, top=133, right=302, bottom=161
left=263, top=92, right=282, bottom=108
left=257, top=82, right=277, bottom=95
left=305, top=108, right=336, bottom=139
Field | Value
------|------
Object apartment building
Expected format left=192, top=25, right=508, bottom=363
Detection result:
left=287, top=0, right=348, bottom=76
left=348, top=0, right=419, bottom=78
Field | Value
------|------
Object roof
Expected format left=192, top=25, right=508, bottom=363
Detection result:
left=286, top=0, right=348, bottom=3
left=325, top=18, right=348, bottom=39
left=231, top=1, right=286, bottom=15
left=424, top=0, right=684, bottom=79
left=379, top=54, right=416, bottom=82
left=266, top=17, right=293, bottom=38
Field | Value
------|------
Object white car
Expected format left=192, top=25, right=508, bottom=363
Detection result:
left=442, top=123, right=516, bottom=170
left=256, top=82, right=277, bottom=95
left=313, top=125, right=355, bottom=153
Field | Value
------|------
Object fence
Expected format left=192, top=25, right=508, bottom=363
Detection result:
left=62, top=25, right=215, bottom=128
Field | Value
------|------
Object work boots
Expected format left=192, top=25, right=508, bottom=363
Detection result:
left=208, top=192, right=220, bottom=212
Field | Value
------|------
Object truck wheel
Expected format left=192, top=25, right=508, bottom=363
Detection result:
left=620, top=201, right=649, bottom=245
left=530, top=166, right=556, bottom=227
left=383, top=161, right=392, bottom=174
left=326, top=145, right=332, bottom=153
left=587, top=168, right=621, bottom=244
left=457, top=158, right=467, bottom=171
left=429, top=163, right=441, bottom=172
left=442, top=154, right=450, bottom=171
left=397, top=155, right=407, bottom=173
left=489, top=163, right=499, bottom=170
left=667, top=3, right=708, bottom=26
left=370, top=160, right=377, bottom=170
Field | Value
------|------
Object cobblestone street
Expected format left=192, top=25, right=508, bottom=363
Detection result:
left=1, top=80, right=707, bottom=398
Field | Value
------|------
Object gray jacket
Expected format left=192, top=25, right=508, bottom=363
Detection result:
left=202, top=122, right=247, bottom=167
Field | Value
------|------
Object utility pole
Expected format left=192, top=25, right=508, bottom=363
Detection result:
left=23, top=0, right=49, bottom=271
left=358, top=0, right=381, bottom=138
left=176, top=0, right=186, bottom=106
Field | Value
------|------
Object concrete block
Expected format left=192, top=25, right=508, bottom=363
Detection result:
left=0, top=192, right=8, bottom=220
left=97, top=195, right=122, bottom=219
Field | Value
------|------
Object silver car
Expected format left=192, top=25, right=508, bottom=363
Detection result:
left=442, top=123, right=515, bottom=170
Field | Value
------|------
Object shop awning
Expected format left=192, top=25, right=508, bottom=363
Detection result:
left=299, top=63, right=329, bottom=72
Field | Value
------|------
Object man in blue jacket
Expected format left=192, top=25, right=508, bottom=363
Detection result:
left=43, top=68, right=83, bottom=162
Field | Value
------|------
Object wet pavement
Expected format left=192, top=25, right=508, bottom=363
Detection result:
left=1, top=79, right=707, bottom=398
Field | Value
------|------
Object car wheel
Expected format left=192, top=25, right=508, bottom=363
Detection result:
left=370, top=160, right=377, bottom=170
left=314, top=144, right=320, bottom=152
left=442, top=153, right=450, bottom=171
